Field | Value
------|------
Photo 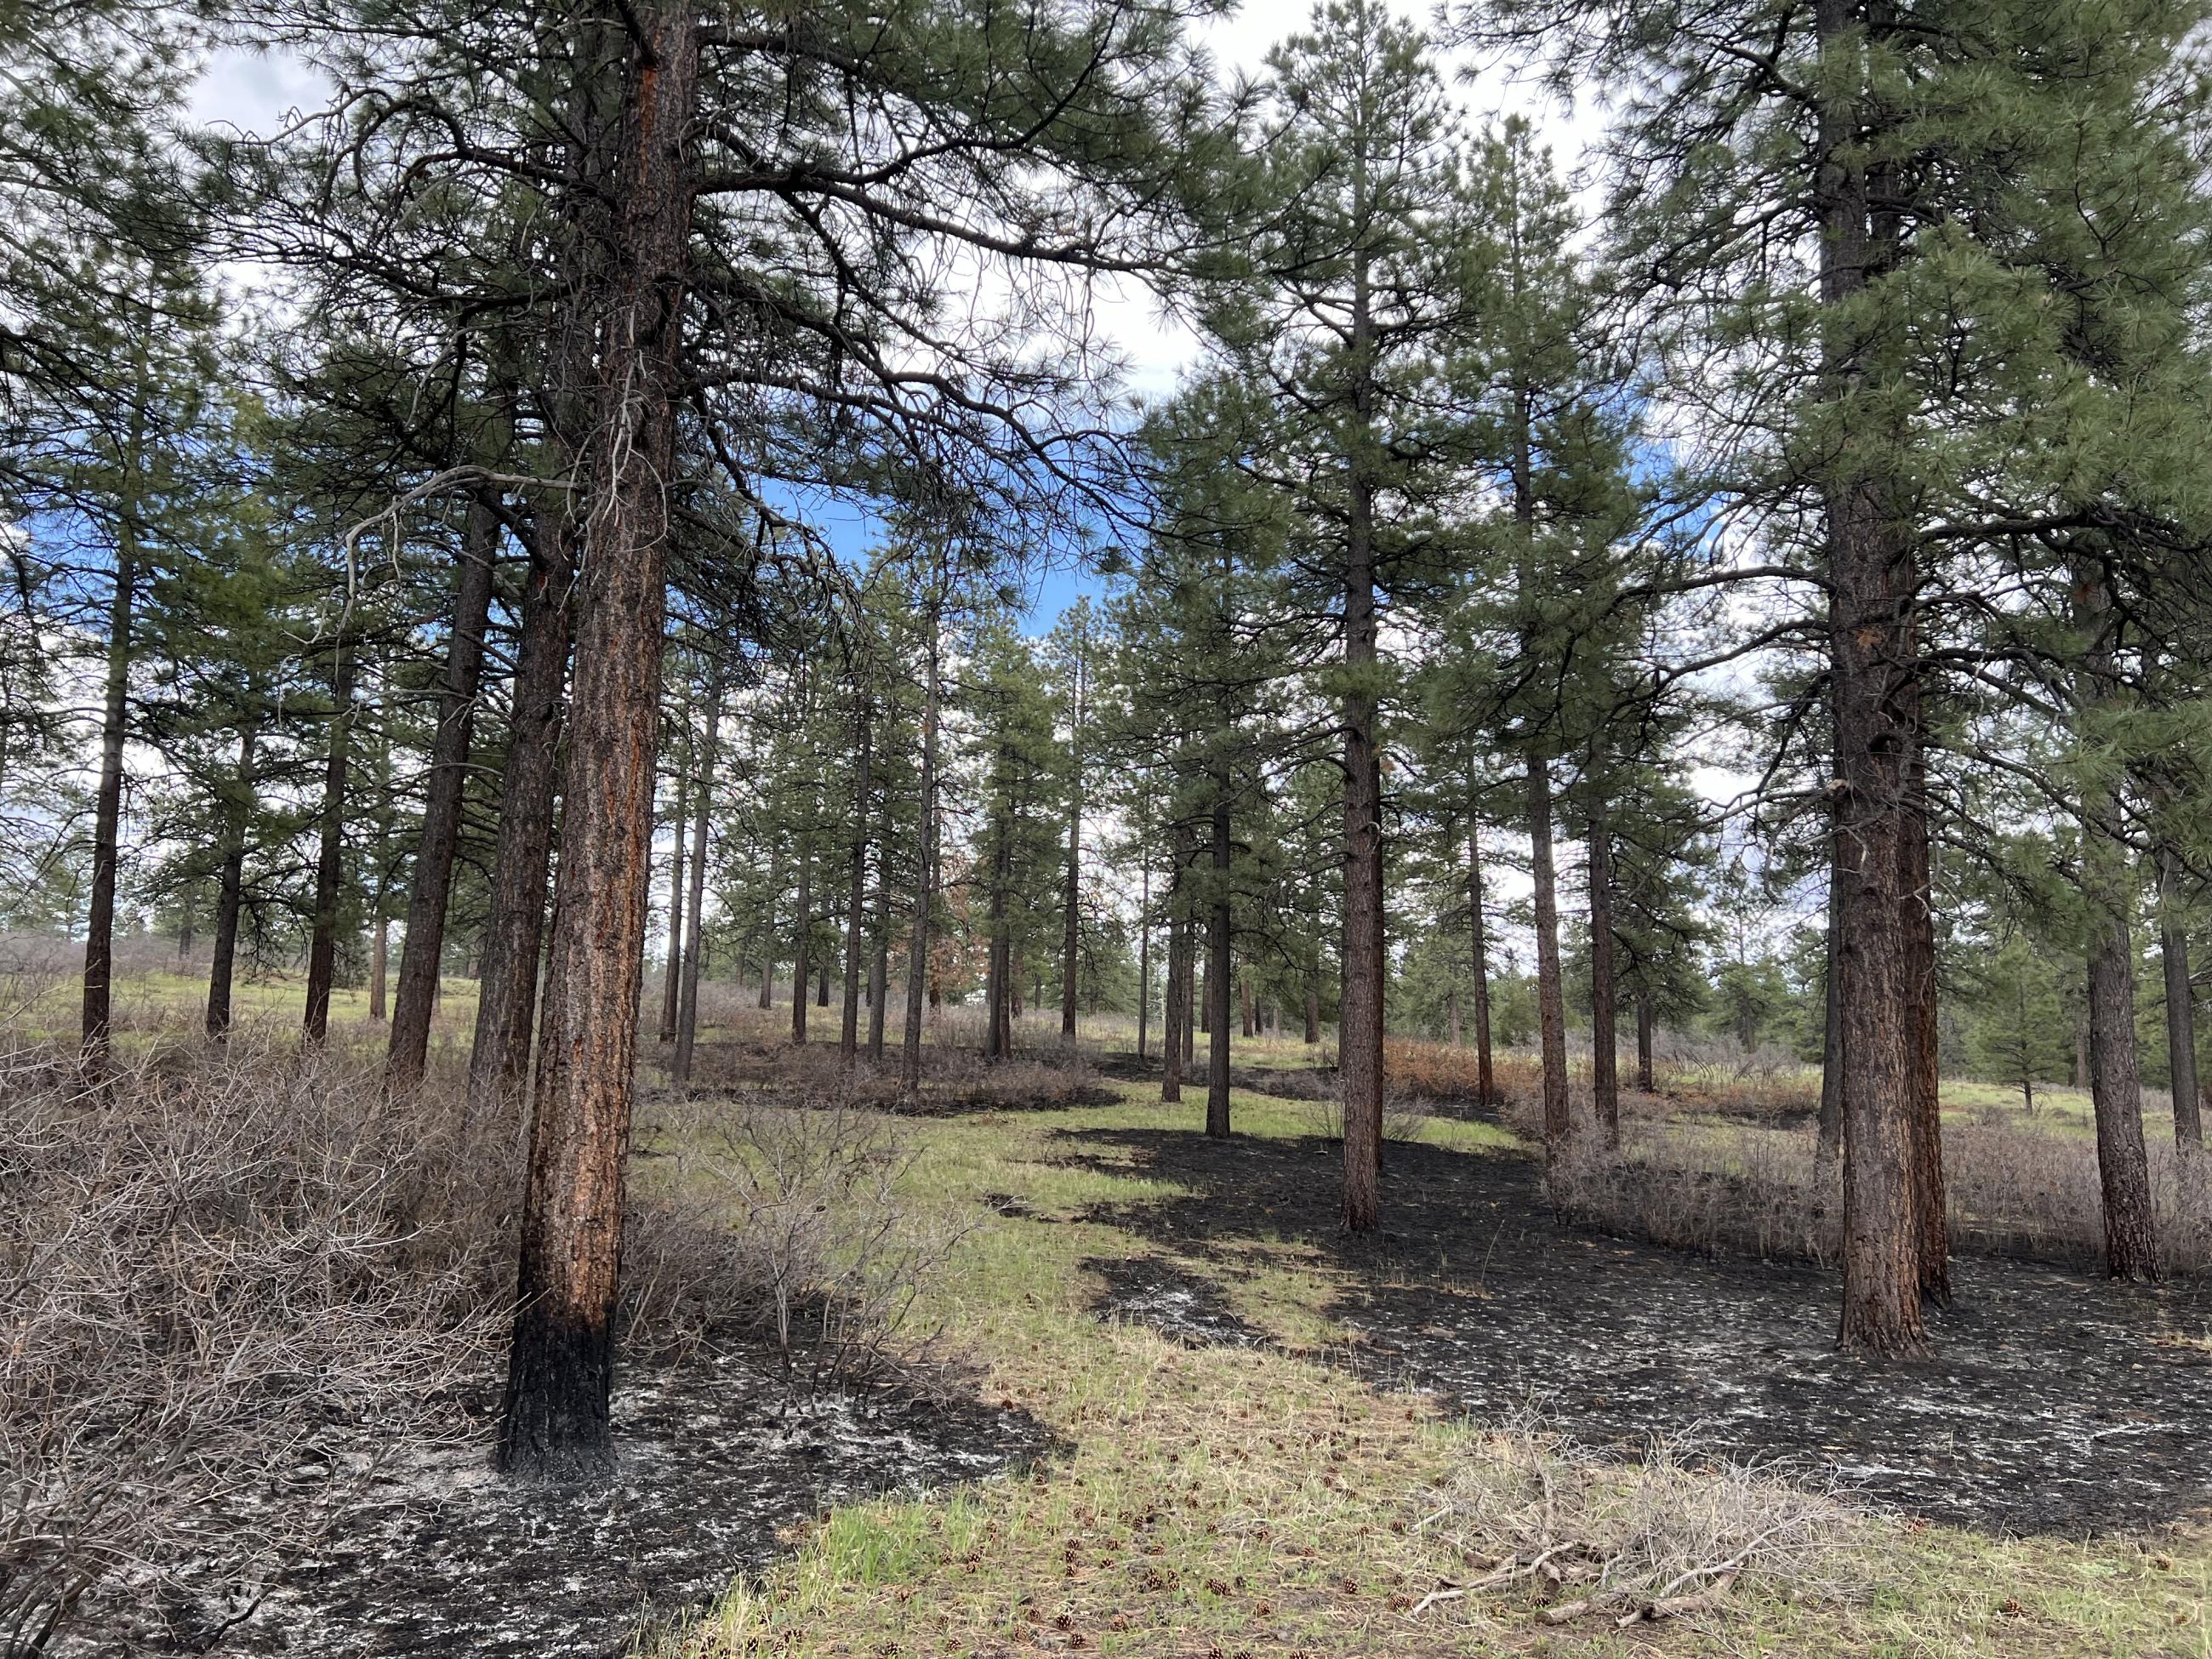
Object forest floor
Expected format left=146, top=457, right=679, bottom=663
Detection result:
left=643, top=1069, right=2212, bottom=1659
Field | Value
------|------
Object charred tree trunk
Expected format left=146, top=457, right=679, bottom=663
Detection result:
left=302, top=636, right=356, bottom=1046
left=205, top=718, right=259, bottom=1040
left=387, top=498, right=499, bottom=1093
left=840, top=698, right=873, bottom=1065
left=671, top=675, right=723, bottom=1088
left=498, top=0, right=698, bottom=1483
left=1207, top=784, right=1232, bottom=1138
left=1588, top=792, right=1620, bottom=1151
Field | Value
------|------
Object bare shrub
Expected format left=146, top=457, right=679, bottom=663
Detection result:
left=630, top=1097, right=967, bottom=1385
left=1304, top=1077, right=1430, bottom=1143
left=1546, top=1121, right=1839, bottom=1266
left=1416, top=1412, right=1874, bottom=1629
left=676, top=1027, right=1100, bottom=1115
left=0, top=1034, right=510, bottom=1654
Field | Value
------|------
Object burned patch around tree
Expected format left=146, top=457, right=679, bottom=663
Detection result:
left=1074, top=1125, right=2212, bottom=1536
left=131, top=1354, right=1052, bottom=1659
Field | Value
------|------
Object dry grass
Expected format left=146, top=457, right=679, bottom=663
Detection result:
left=1417, top=1411, right=1876, bottom=1629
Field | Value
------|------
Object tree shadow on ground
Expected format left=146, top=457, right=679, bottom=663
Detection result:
left=1067, top=1124, right=2212, bottom=1536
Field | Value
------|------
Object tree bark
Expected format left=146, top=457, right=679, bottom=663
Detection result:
left=2160, top=846, right=2203, bottom=1151
left=1207, top=784, right=1232, bottom=1138
left=1062, top=639, right=1084, bottom=1045
left=302, top=635, right=356, bottom=1046
left=2075, top=562, right=2158, bottom=1281
left=840, top=696, right=872, bottom=1064
left=1162, top=822, right=1189, bottom=1103
left=1468, top=811, right=1495, bottom=1103
left=1588, top=792, right=1620, bottom=1151
left=1136, top=844, right=1151, bottom=1063
left=1814, top=849, right=1844, bottom=1193
left=658, top=700, right=689, bottom=1046
left=900, top=596, right=942, bottom=1093
left=1900, top=755, right=1949, bottom=1304
left=671, top=674, right=723, bottom=1087
left=1635, top=994, right=1655, bottom=1093
left=790, top=830, right=812, bottom=1046
left=205, top=717, right=259, bottom=1040
left=467, top=523, right=575, bottom=1118
left=499, top=0, right=698, bottom=1482
left=1819, top=0, right=1928, bottom=1357
left=81, top=328, right=147, bottom=1065
left=1527, top=752, right=1571, bottom=1152
left=387, top=497, right=499, bottom=1093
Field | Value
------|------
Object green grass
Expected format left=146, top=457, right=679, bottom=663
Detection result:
left=641, top=1075, right=2212, bottom=1659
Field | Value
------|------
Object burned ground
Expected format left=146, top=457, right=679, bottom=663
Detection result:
left=128, top=1353, right=1050, bottom=1659
left=1073, top=1123, right=2212, bottom=1536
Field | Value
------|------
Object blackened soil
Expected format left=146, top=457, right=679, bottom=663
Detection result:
left=1087, top=1255, right=1272, bottom=1349
left=1072, top=1126, right=2212, bottom=1536
left=147, top=1354, right=1050, bottom=1658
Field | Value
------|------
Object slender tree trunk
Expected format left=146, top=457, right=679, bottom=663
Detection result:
left=467, top=527, right=576, bottom=1117
left=866, top=883, right=889, bottom=1064
left=1338, top=237, right=1385, bottom=1234
left=840, top=699, right=872, bottom=1064
left=302, top=636, right=356, bottom=1045
left=1635, top=995, right=1655, bottom=1093
left=1527, top=752, right=1570, bottom=1152
left=2075, top=563, right=2158, bottom=1281
left=1136, top=848, right=1151, bottom=1063
left=1207, top=784, right=1232, bottom=1138
left=370, top=914, right=390, bottom=1019
left=499, top=0, right=698, bottom=1482
left=985, top=803, right=1012, bottom=1060
left=1900, top=753, right=1949, bottom=1304
left=1588, top=792, right=1620, bottom=1151
left=1239, top=974, right=1254, bottom=1040
left=790, top=833, right=812, bottom=1046
left=2161, top=847, right=2203, bottom=1152
left=658, top=701, right=689, bottom=1046
left=1468, top=812, right=1495, bottom=1104
left=205, top=718, right=259, bottom=1040
left=1162, top=825, right=1189, bottom=1103
left=900, top=598, right=942, bottom=1093
left=1815, top=849, right=1845, bottom=1193
left=1448, top=985, right=1461, bottom=1047
left=671, top=676, right=723, bottom=1087
left=1062, top=664, right=1083, bottom=1046
left=817, top=964, right=829, bottom=1007
left=1304, top=981, right=1320, bottom=1046
left=81, top=334, right=147, bottom=1065
left=387, top=498, right=499, bottom=1092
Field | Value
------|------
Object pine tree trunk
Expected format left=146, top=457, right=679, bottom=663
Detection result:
left=1338, top=239, right=1385, bottom=1234
left=1468, top=812, right=1495, bottom=1103
left=840, top=699, right=872, bottom=1064
left=388, top=498, right=499, bottom=1092
left=1588, top=793, right=1620, bottom=1151
left=370, top=915, right=390, bottom=1020
left=1819, top=0, right=1928, bottom=1357
left=1062, top=690, right=1082, bottom=1046
left=1162, top=823, right=1189, bottom=1102
left=1900, top=756, right=1949, bottom=1304
left=1527, top=752, right=1570, bottom=1152
left=498, top=0, right=698, bottom=1483
left=900, top=600, right=942, bottom=1092
left=672, top=676, right=723, bottom=1087
left=790, top=835, right=812, bottom=1046
left=658, top=704, right=689, bottom=1046
left=817, top=965, right=830, bottom=1008
left=866, top=887, right=889, bottom=1063
left=80, top=338, right=146, bottom=1065
left=467, top=526, right=575, bottom=1118
left=205, top=718, right=259, bottom=1040
left=985, top=810, right=1012, bottom=1061
left=1304, top=983, right=1320, bottom=1046
left=1635, top=995, right=1655, bottom=1093
left=1448, top=985, right=1461, bottom=1047
left=1814, top=848, right=1844, bottom=1193
left=1207, top=785, right=1232, bottom=1138
left=302, top=636, right=356, bottom=1046
left=2160, top=847, right=2203, bottom=1150
left=1239, top=974, right=1254, bottom=1040
left=1136, top=850, right=1151, bottom=1063
left=2074, top=563, right=2158, bottom=1281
